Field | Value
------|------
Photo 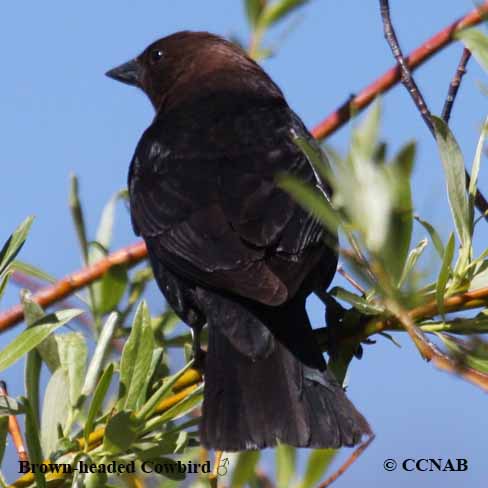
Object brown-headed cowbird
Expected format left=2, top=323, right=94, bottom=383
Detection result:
left=106, top=31, right=370, bottom=451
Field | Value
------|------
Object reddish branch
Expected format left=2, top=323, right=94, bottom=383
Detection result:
left=1, top=3, right=488, bottom=334
left=0, top=241, right=147, bottom=332
left=0, top=381, right=28, bottom=463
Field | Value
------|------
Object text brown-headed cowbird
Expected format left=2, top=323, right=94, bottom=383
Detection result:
left=107, top=31, right=370, bottom=451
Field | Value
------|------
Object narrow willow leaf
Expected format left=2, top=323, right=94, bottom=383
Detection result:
left=96, top=264, right=128, bottom=314
left=299, top=449, right=337, bottom=488
left=382, top=142, right=415, bottom=281
left=0, top=417, right=8, bottom=466
left=0, top=216, right=34, bottom=277
left=149, top=384, right=204, bottom=426
left=69, top=174, right=89, bottom=264
left=84, top=363, right=114, bottom=447
left=230, top=451, right=261, bottom=488
left=415, top=217, right=444, bottom=258
left=468, top=116, right=488, bottom=230
left=432, top=117, right=470, bottom=249
left=103, top=411, right=140, bottom=454
left=21, top=292, right=45, bottom=427
left=81, top=312, right=118, bottom=397
left=245, top=0, right=265, bottom=27
left=137, top=360, right=195, bottom=421
left=0, top=271, right=12, bottom=303
left=12, top=260, right=57, bottom=284
left=329, top=287, right=384, bottom=315
left=398, top=238, right=428, bottom=288
left=259, top=0, right=308, bottom=28
left=278, top=175, right=340, bottom=236
left=57, top=332, right=87, bottom=408
left=0, top=309, right=82, bottom=373
left=41, top=368, right=69, bottom=456
left=436, top=334, right=488, bottom=373
left=22, top=397, right=47, bottom=488
left=118, top=301, right=155, bottom=411
left=352, top=99, right=381, bottom=161
left=276, top=443, right=296, bottom=488
left=436, top=233, right=455, bottom=319
left=456, top=28, right=488, bottom=72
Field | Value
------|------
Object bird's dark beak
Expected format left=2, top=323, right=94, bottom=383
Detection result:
left=105, top=58, right=142, bottom=87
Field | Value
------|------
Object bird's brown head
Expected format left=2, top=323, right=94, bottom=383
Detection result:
left=106, top=31, right=283, bottom=112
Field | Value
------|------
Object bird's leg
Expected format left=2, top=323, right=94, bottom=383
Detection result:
left=190, top=323, right=205, bottom=370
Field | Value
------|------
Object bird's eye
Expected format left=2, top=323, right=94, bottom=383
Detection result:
left=150, top=49, right=164, bottom=63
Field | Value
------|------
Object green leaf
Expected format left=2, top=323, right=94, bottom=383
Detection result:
left=468, top=116, right=488, bottom=230
left=69, top=174, right=90, bottom=264
left=0, top=309, right=82, bottom=373
left=398, top=238, right=428, bottom=288
left=84, top=363, right=114, bottom=447
left=137, top=359, right=196, bottom=422
left=103, top=411, right=140, bottom=454
left=245, top=0, right=265, bottom=27
left=382, top=142, right=415, bottom=282
left=96, top=264, right=128, bottom=314
left=230, top=450, right=261, bottom=488
left=298, top=449, right=337, bottom=488
left=12, top=260, right=58, bottom=285
left=118, top=301, right=155, bottom=411
left=0, top=395, right=25, bottom=415
left=57, top=332, right=87, bottom=408
left=81, top=312, right=118, bottom=398
left=278, top=175, right=340, bottom=237
left=260, top=0, right=309, bottom=28
left=276, top=443, right=296, bottom=488
left=415, top=217, right=444, bottom=258
left=21, top=292, right=45, bottom=428
left=352, top=99, right=381, bottom=161
left=329, top=287, right=384, bottom=315
left=0, top=416, right=8, bottom=466
left=437, top=334, right=488, bottom=373
left=22, top=397, right=46, bottom=488
left=147, top=384, right=204, bottom=427
left=41, top=368, right=69, bottom=456
left=456, top=28, right=488, bottom=72
left=0, top=216, right=34, bottom=277
left=436, top=232, right=455, bottom=319
left=432, top=117, right=470, bottom=249
left=0, top=271, right=12, bottom=303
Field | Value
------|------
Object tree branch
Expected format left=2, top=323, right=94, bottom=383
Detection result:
left=0, top=241, right=147, bottom=333
left=441, top=47, right=471, bottom=124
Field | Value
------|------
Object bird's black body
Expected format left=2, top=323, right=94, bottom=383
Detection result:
left=107, top=31, right=370, bottom=450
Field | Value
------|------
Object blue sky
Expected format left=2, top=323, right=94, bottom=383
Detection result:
left=1, top=1, right=487, bottom=486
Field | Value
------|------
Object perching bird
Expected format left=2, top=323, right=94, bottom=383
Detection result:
left=106, top=31, right=370, bottom=451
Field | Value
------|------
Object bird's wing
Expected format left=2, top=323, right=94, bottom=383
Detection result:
left=128, top=106, right=330, bottom=306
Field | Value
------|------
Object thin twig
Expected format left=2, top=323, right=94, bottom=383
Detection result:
left=441, top=48, right=471, bottom=124
left=312, top=1, right=488, bottom=140
left=0, top=381, right=28, bottom=463
left=316, top=434, right=375, bottom=488
left=337, top=264, right=366, bottom=295
left=379, top=0, right=433, bottom=131
left=378, top=0, right=488, bottom=221
left=388, top=301, right=488, bottom=391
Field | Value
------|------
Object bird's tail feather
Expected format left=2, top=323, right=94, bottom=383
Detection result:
left=198, top=290, right=371, bottom=451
